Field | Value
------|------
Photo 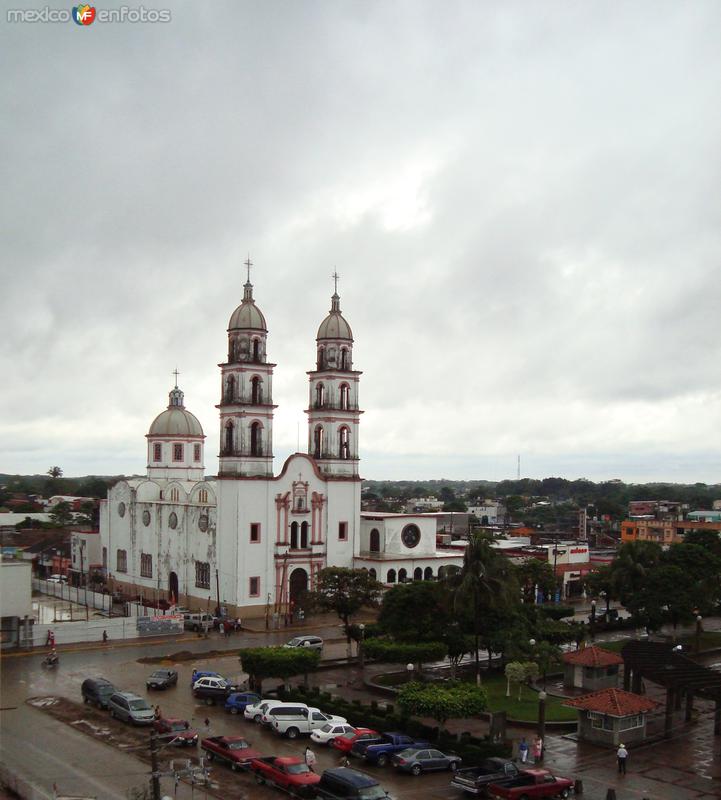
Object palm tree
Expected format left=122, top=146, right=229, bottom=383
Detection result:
left=47, top=466, right=63, bottom=479
left=453, top=534, right=511, bottom=685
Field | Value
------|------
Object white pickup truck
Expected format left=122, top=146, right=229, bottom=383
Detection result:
left=269, top=705, right=347, bottom=739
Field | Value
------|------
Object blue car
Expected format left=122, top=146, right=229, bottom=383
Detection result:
left=225, top=692, right=261, bottom=715
left=191, top=670, right=223, bottom=688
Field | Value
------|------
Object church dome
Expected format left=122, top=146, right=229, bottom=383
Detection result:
left=317, top=292, right=353, bottom=340
left=148, top=386, right=204, bottom=437
left=228, top=280, right=267, bottom=331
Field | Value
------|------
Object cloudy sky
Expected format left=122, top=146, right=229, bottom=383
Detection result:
left=2, top=1, right=721, bottom=483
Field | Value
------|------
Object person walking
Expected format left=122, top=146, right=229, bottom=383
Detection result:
left=102, top=630, right=108, bottom=644
left=533, top=736, right=543, bottom=763
left=304, top=746, right=317, bottom=772
left=154, top=705, right=161, bottom=720
left=617, top=743, right=628, bottom=775
left=518, top=737, right=529, bottom=764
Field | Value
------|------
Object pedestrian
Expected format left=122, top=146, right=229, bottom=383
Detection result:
left=617, top=743, right=628, bottom=775
left=102, top=630, right=108, bottom=644
left=154, top=705, right=161, bottom=720
left=46, top=630, right=55, bottom=648
left=518, top=737, right=529, bottom=764
left=235, top=617, right=242, bottom=632
left=304, top=746, right=316, bottom=772
left=204, top=717, right=211, bottom=733
left=533, top=736, right=543, bottom=763
left=338, top=755, right=350, bottom=768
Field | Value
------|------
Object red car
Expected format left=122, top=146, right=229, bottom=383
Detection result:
left=153, top=718, right=198, bottom=747
left=331, top=728, right=379, bottom=754
left=250, top=756, right=320, bottom=796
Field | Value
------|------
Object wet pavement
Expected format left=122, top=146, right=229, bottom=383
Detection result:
left=2, top=614, right=721, bottom=799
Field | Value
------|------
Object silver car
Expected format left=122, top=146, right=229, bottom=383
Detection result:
left=283, top=635, right=323, bottom=651
left=108, top=692, right=155, bottom=725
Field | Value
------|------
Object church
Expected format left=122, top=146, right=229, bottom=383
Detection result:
left=99, top=270, right=463, bottom=618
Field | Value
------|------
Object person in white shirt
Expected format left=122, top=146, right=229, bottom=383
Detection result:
left=616, top=743, right=628, bottom=774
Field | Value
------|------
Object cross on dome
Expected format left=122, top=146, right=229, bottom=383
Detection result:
left=332, top=269, right=340, bottom=295
left=172, top=367, right=180, bottom=388
left=245, top=255, right=253, bottom=283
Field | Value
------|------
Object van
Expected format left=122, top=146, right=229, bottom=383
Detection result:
left=107, top=692, right=155, bottom=725
left=183, top=613, right=215, bottom=632
left=270, top=705, right=347, bottom=739
left=81, top=677, right=116, bottom=709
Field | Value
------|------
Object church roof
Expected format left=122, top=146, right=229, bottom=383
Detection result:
left=317, top=292, right=353, bottom=340
left=228, top=280, right=267, bottom=331
left=148, top=385, right=204, bottom=437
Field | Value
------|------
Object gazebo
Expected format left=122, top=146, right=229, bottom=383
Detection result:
left=562, top=645, right=623, bottom=692
left=563, top=687, right=660, bottom=746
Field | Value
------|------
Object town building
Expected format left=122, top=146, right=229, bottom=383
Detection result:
left=100, top=275, right=462, bottom=617
left=563, top=688, right=660, bottom=747
left=621, top=518, right=721, bottom=546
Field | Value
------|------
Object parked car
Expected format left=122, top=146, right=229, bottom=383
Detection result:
left=314, top=767, right=393, bottom=800
left=311, top=723, right=357, bottom=746
left=192, top=676, right=239, bottom=705
left=146, top=669, right=178, bottom=690
left=392, top=747, right=461, bottom=775
left=244, top=699, right=285, bottom=723
left=283, top=635, right=324, bottom=651
left=250, top=756, right=321, bottom=796
left=271, top=706, right=348, bottom=739
left=261, top=702, right=309, bottom=726
left=487, top=769, right=574, bottom=799
left=81, top=677, right=116, bottom=709
left=351, top=732, right=430, bottom=767
left=450, top=758, right=520, bottom=795
left=332, top=729, right=379, bottom=755
left=225, top=692, right=262, bottom=715
left=201, top=735, right=261, bottom=771
left=107, top=692, right=155, bottom=725
left=183, top=612, right=216, bottom=632
left=47, top=574, right=68, bottom=584
left=154, top=717, right=198, bottom=747
left=190, top=669, right=223, bottom=687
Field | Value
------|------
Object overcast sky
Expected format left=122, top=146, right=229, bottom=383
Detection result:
left=2, top=1, right=721, bottom=483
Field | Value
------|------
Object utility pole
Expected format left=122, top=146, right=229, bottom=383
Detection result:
left=150, top=731, right=161, bottom=800
left=215, top=568, right=221, bottom=618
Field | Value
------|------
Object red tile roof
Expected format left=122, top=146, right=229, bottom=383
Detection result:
left=563, top=688, right=660, bottom=717
left=562, top=645, right=624, bottom=668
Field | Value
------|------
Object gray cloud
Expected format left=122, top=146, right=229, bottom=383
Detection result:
left=1, top=1, right=721, bottom=482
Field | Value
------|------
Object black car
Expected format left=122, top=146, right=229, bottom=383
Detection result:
left=146, top=669, right=178, bottom=690
left=81, top=677, right=116, bottom=708
left=315, top=767, right=391, bottom=800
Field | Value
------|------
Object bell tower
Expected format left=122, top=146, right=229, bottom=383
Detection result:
left=306, top=273, right=362, bottom=478
left=217, top=258, right=276, bottom=477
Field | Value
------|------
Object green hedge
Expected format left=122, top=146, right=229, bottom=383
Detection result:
left=537, top=604, right=575, bottom=620
left=362, top=639, right=447, bottom=664
left=278, top=685, right=510, bottom=765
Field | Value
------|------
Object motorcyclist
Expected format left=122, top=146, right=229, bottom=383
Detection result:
left=45, top=649, right=58, bottom=666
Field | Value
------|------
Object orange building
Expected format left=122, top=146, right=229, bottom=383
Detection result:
left=621, top=518, right=721, bottom=546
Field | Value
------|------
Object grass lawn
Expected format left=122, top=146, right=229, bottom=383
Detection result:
left=596, top=630, right=721, bottom=653
left=482, top=673, right=577, bottom=722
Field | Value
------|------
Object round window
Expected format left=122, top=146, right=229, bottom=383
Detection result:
left=401, top=524, right=421, bottom=549
left=142, top=509, right=151, bottom=527
left=168, top=511, right=178, bottom=530
left=198, top=514, right=209, bottom=532
left=117, top=502, right=126, bottom=518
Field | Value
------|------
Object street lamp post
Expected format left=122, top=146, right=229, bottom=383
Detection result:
left=590, top=599, right=596, bottom=641
left=359, top=623, right=366, bottom=669
left=406, top=663, right=414, bottom=684
left=537, top=690, right=547, bottom=760
left=695, top=615, right=703, bottom=654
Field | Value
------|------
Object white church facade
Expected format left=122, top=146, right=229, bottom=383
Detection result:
left=99, top=274, right=463, bottom=617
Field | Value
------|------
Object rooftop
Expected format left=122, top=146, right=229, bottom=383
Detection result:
left=563, top=688, right=660, bottom=717
left=562, top=645, right=624, bottom=668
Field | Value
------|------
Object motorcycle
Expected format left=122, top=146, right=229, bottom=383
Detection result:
left=42, top=654, right=59, bottom=669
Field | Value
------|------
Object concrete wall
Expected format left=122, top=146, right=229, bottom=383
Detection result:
left=2, top=561, right=32, bottom=617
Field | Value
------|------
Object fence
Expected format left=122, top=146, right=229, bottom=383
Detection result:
left=32, top=578, right=159, bottom=617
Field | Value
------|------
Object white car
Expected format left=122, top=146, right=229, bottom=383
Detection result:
left=244, top=699, right=283, bottom=723
left=311, top=722, right=357, bottom=746
left=47, top=574, right=67, bottom=584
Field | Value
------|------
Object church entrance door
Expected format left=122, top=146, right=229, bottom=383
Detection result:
left=169, top=571, right=179, bottom=605
left=289, top=568, right=308, bottom=608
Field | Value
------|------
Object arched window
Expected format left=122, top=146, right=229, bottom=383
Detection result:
left=340, top=348, right=348, bottom=370
left=387, top=569, right=396, bottom=584
left=315, top=383, right=325, bottom=408
left=424, top=566, right=434, bottom=580
left=252, top=339, right=260, bottom=362
left=314, top=426, right=324, bottom=459
left=339, top=384, right=350, bottom=410
left=251, top=376, right=262, bottom=404
left=413, top=567, right=423, bottom=581
left=226, top=374, right=235, bottom=403
left=300, top=521, right=309, bottom=548
left=250, top=421, right=262, bottom=456
left=317, top=346, right=325, bottom=370
left=368, top=568, right=377, bottom=580
left=398, top=568, right=408, bottom=583
left=290, top=521, right=299, bottom=549
left=224, top=421, right=234, bottom=454
left=369, top=529, right=380, bottom=553
left=339, top=427, right=350, bottom=459
left=198, top=489, right=208, bottom=504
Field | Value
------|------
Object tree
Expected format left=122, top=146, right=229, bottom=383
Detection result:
left=453, top=534, right=514, bottom=685
left=504, top=661, right=526, bottom=699
left=239, top=646, right=320, bottom=694
left=514, top=559, right=556, bottom=603
left=683, top=529, right=721, bottom=558
left=308, top=567, right=382, bottom=658
left=378, top=581, right=450, bottom=643
left=47, top=466, right=63, bottom=479
left=610, top=541, right=662, bottom=625
left=397, top=681, right=487, bottom=737
left=50, top=500, right=73, bottom=527
left=583, top=564, right=615, bottom=613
